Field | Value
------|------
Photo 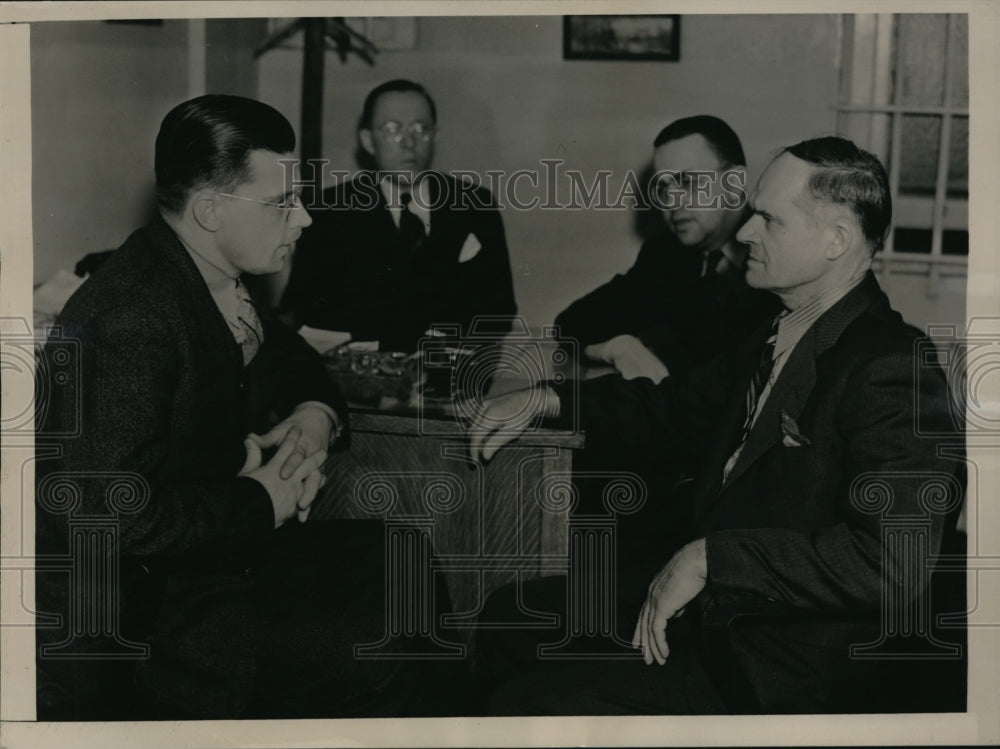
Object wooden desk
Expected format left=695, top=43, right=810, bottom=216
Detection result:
left=312, top=344, right=585, bottom=626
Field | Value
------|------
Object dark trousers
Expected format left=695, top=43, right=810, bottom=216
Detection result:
left=36, top=519, right=472, bottom=720
left=250, top=519, right=472, bottom=718
left=471, top=463, right=721, bottom=716
left=476, top=575, right=728, bottom=715
left=476, top=567, right=969, bottom=715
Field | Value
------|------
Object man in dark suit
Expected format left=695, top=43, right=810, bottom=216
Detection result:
left=280, top=78, right=517, bottom=352
left=469, top=137, right=963, bottom=714
left=34, top=95, right=455, bottom=719
left=555, top=115, right=779, bottom=382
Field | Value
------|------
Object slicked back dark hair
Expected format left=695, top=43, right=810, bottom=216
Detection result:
left=358, top=79, right=437, bottom=131
left=652, top=115, right=746, bottom=167
left=155, top=94, right=295, bottom=215
left=783, top=136, right=892, bottom=253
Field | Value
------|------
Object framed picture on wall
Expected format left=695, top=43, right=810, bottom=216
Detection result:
left=563, top=15, right=680, bottom=61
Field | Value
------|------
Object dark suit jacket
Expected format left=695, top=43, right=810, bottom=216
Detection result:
left=554, top=233, right=781, bottom=374
left=35, top=217, right=346, bottom=718
left=282, top=173, right=517, bottom=352
left=561, top=274, right=963, bottom=709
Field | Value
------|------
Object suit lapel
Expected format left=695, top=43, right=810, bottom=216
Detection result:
left=149, top=217, right=244, bottom=372
left=714, top=273, right=886, bottom=495
left=720, top=327, right=817, bottom=489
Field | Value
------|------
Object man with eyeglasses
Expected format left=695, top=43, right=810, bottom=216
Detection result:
left=35, top=95, right=460, bottom=719
left=280, top=78, right=517, bottom=352
left=556, top=115, right=779, bottom=382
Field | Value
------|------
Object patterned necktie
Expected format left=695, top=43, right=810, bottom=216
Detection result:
left=722, top=315, right=781, bottom=481
left=398, top=191, right=427, bottom=250
left=234, top=278, right=264, bottom=366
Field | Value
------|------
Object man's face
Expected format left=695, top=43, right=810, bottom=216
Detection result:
left=360, top=90, right=435, bottom=178
left=214, top=149, right=312, bottom=275
left=652, top=133, right=744, bottom=252
left=737, top=152, right=831, bottom=295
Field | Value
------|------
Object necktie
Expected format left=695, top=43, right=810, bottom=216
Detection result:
left=722, top=315, right=781, bottom=481
left=398, top=192, right=426, bottom=250
left=702, top=249, right=724, bottom=277
left=234, top=278, right=264, bottom=366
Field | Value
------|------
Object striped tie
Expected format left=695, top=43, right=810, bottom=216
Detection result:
left=722, top=316, right=781, bottom=481
left=235, top=278, right=264, bottom=366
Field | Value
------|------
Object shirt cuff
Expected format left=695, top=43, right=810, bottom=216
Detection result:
left=294, top=401, right=345, bottom=446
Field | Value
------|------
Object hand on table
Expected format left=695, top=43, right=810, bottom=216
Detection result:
left=467, top=386, right=559, bottom=463
left=584, top=335, right=669, bottom=384
left=248, top=404, right=336, bottom=480
left=241, top=426, right=328, bottom=526
left=632, top=538, right=707, bottom=665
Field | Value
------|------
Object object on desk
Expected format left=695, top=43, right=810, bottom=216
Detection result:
left=297, top=325, right=352, bottom=354
left=74, top=249, right=116, bottom=278
left=418, top=340, right=484, bottom=400
left=33, top=269, right=87, bottom=329
left=324, top=347, right=421, bottom=405
left=344, top=340, right=379, bottom=352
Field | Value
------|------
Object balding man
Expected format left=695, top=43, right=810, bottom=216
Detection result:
left=472, top=137, right=962, bottom=715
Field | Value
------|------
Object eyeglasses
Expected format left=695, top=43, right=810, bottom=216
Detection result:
left=215, top=190, right=303, bottom=221
left=653, top=165, right=734, bottom=203
left=654, top=178, right=684, bottom=203
left=374, top=121, right=435, bottom=143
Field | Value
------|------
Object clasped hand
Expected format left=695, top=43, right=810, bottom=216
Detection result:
left=632, top=538, right=707, bottom=665
left=250, top=405, right=335, bottom=480
left=240, top=409, right=333, bottom=526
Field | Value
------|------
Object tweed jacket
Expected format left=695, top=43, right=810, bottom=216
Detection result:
left=35, top=216, right=344, bottom=718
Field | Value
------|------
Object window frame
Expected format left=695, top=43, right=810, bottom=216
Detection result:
left=836, top=13, right=968, bottom=285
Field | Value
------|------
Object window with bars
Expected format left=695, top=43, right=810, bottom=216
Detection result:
left=836, top=13, right=968, bottom=284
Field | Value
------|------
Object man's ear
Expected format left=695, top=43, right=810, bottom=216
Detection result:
left=824, top=209, right=855, bottom=260
left=359, top=129, right=375, bottom=157
left=191, top=192, right=221, bottom=232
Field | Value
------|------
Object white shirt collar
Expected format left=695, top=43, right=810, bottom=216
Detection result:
left=773, top=273, right=867, bottom=361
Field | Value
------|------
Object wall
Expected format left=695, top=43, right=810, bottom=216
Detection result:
left=875, top=271, right=967, bottom=337
left=31, top=20, right=190, bottom=283
left=206, top=18, right=267, bottom=98
left=30, top=15, right=966, bottom=335
left=31, top=19, right=266, bottom=284
left=258, top=14, right=845, bottom=327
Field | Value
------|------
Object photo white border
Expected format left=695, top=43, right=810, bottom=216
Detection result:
left=2, top=1, right=998, bottom=746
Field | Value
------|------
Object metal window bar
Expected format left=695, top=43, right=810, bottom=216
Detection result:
left=885, top=14, right=904, bottom=267
left=928, top=13, right=958, bottom=292
left=836, top=103, right=969, bottom=116
left=869, top=14, right=894, bottom=185
left=834, top=13, right=968, bottom=286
